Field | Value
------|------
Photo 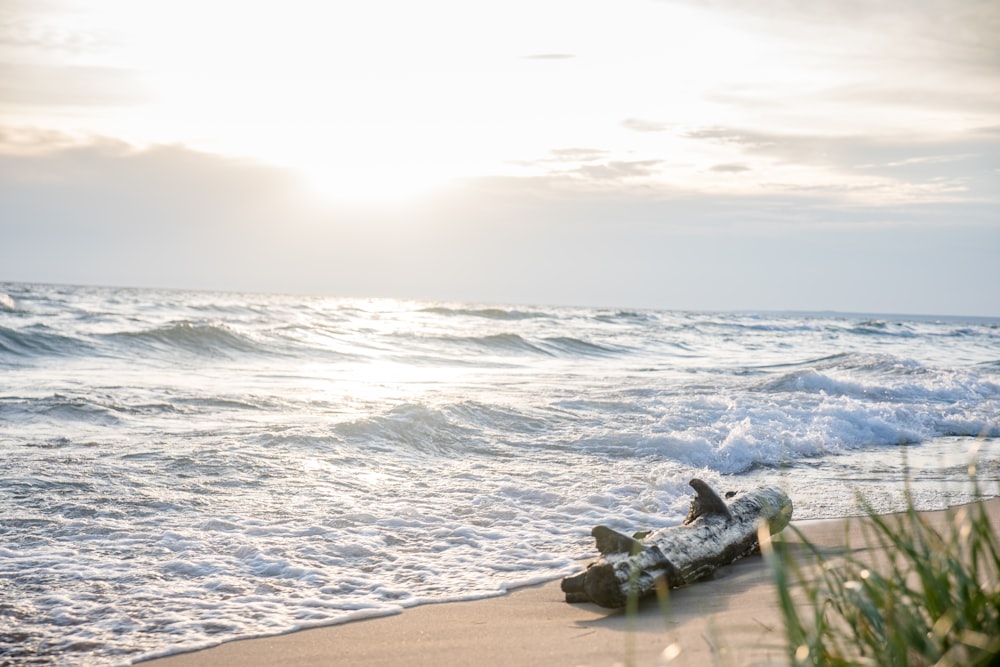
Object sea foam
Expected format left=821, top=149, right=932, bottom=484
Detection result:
left=0, top=282, right=997, bottom=665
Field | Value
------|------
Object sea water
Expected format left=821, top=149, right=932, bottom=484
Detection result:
left=1, top=282, right=997, bottom=665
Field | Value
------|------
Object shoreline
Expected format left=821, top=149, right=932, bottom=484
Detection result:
left=139, top=498, right=1000, bottom=667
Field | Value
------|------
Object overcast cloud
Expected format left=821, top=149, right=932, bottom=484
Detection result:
left=0, top=0, right=997, bottom=315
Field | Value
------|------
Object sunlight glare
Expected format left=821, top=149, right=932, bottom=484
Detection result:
left=292, top=150, right=471, bottom=204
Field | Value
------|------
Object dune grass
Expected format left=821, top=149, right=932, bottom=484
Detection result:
left=765, top=471, right=1000, bottom=667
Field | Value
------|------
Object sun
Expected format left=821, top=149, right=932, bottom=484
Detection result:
left=293, top=155, right=463, bottom=205
left=232, top=108, right=505, bottom=206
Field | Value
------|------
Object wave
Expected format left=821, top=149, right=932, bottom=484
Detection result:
left=849, top=320, right=917, bottom=337
left=756, top=368, right=892, bottom=400
left=539, top=336, right=620, bottom=356
left=0, top=325, right=95, bottom=360
left=754, top=352, right=931, bottom=376
left=333, top=403, right=489, bottom=456
left=0, top=320, right=277, bottom=364
left=685, top=315, right=946, bottom=339
left=331, top=401, right=564, bottom=458
left=418, top=306, right=551, bottom=321
left=0, top=391, right=201, bottom=427
left=424, top=332, right=624, bottom=358
left=815, top=352, right=926, bottom=376
left=6, top=282, right=1000, bottom=667
left=100, top=321, right=266, bottom=358
left=688, top=317, right=825, bottom=334
left=755, top=362, right=998, bottom=406
left=429, top=332, right=553, bottom=357
left=1, top=393, right=123, bottom=426
left=754, top=352, right=854, bottom=371
left=578, top=400, right=999, bottom=476
left=592, top=310, right=660, bottom=323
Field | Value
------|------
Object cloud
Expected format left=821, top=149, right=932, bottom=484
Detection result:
left=821, top=83, right=1000, bottom=116
left=669, top=0, right=1000, bottom=73
left=0, top=2, right=144, bottom=111
left=570, top=160, right=664, bottom=182
left=683, top=127, right=776, bottom=148
left=509, top=149, right=666, bottom=186
left=0, top=136, right=321, bottom=290
left=710, top=163, right=751, bottom=173
left=0, top=61, right=148, bottom=107
left=683, top=124, right=1000, bottom=203
left=548, top=148, right=608, bottom=162
left=0, top=1, right=102, bottom=52
left=705, top=80, right=1000, bottom=120
left=1, top=134, right=997, bottom=314
left=674, top=0, right=1000, bottom=156
left=621, top=118, right=672, bottom=133
left=0, top=126, right=86, bottom=152
left=417, top=171, right=1000, bottom=313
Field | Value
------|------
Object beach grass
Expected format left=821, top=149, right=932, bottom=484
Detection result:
left=765, top=468, right=1000, bottom=667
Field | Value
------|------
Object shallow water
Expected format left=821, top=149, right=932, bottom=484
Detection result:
left=1, top=282, right=997, bottom=664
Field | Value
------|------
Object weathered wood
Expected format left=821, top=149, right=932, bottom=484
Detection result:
left=561, top=478, right=792, bottom=608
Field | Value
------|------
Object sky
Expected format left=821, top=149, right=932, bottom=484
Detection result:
left=1, top=0, right=998, bottom=316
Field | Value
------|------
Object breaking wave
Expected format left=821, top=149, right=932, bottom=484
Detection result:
left=1, top=281, right=998, bottom=665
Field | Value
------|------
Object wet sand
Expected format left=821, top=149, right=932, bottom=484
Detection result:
left=141, top=499, right=999, bottom=667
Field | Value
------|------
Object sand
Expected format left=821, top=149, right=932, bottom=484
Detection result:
left=141, top=500, right=999, bottom=667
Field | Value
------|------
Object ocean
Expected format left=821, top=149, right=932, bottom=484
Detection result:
left=1, top=282, right=998, bottom=665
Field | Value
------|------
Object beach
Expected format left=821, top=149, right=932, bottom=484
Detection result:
left=141, top=499, right=1000, bottom=667
left=3, top=284, right=997, bottom=664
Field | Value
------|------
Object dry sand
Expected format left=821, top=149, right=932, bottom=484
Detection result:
left=141, top=500, right=999, bottom=667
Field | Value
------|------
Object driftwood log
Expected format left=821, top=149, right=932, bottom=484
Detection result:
left=561, top=478, right=792, bottom=608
